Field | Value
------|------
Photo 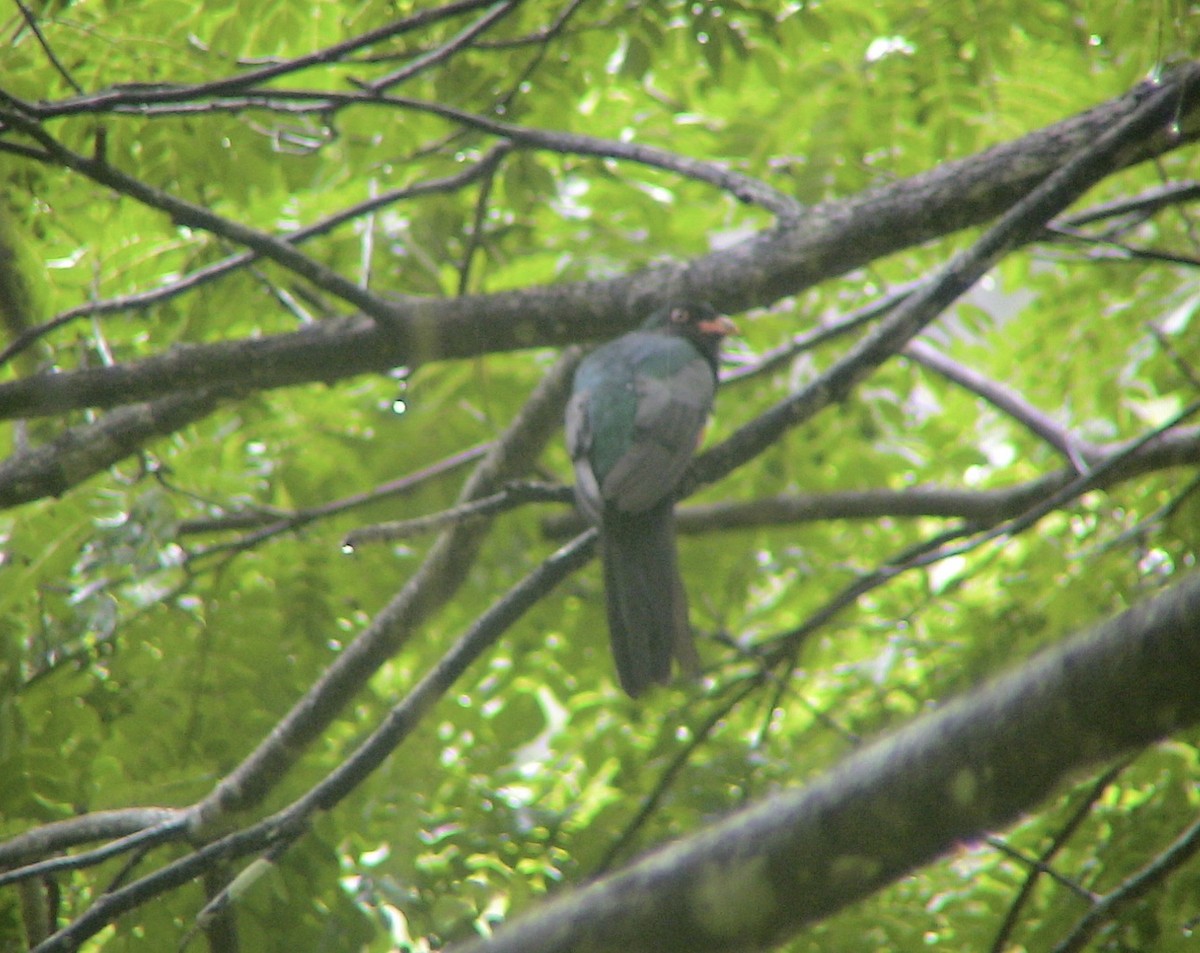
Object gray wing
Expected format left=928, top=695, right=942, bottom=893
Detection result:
left=597, top=359, right=714, bottom=514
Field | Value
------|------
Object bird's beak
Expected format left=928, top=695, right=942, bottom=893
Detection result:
left=699, top=315, right=739, bottom=337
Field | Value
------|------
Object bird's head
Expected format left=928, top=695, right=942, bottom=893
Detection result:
left=644, top=302, right=738, bottom=359
left=643, top=301, right=734, bottom=364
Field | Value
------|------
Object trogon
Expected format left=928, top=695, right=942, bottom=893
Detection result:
left=565, top=302, right=736, bottom=697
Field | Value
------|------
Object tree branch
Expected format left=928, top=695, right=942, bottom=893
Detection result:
left=1051, top=812, right=1200, bottom=953
left=0, top=809, right=183, bottom=872
left=760, top=401, right=1200, bottom=664
left=720, top=178, right=1200, bottom=391
left=181, top=442, right=493, bottom=560
left=540, top=420, right=1200, bottom=539
left=0, top=390, right=221, bottom=509
left=0, top=144, right=511, bottom=368
left=187, top=348, right=581, bottom=835
left=343, top=481, right=570, bottom=548
left=0, top=105, right=403, bottom=323
left=24, top=529, right=597, bottom=953
left=15, top=0, right=503, bottom=117
left=360, top=1, right=522, bottom=94
left=0, top=818, right=184, bottom=890
left=690, top=65, right=1200, bottom=494
left=445, top=571, right=1200, bottom=953
left=903, top=338, right=1088, bottom=467
left=1, top=65, right=1195, bottom=421
left=989, top=759, right=1132, bottom=953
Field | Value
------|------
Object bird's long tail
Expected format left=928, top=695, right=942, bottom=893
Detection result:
left=601, top=500, right=699, bottom=697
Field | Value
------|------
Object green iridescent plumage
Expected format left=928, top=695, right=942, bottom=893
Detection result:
left=566, top=303, right=733, bottom=697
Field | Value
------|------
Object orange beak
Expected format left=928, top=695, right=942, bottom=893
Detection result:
left=699, top=315, right=739, bottom=337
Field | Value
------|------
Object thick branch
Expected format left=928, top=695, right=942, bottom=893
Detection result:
left=0, top=809, right=182, bottom=871
left=0, top=391, right=220, bottom=508
left=1, top=64, right=1196, bottom=420
left=447, top=572, right=1200, bottom=953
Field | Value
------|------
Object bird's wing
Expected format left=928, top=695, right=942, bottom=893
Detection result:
left=569, top=332, right=715, bottom=517
left=597, top=357, right=714, bottom=513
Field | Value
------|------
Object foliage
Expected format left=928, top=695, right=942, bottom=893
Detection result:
left=0, top=1, right=1198, bottom=951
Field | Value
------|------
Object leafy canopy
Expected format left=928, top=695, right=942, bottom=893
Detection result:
left=0, top=1, right=1198, bottom=952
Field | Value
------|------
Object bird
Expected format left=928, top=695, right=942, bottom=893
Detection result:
left=565, top=302, right=736, bottom=697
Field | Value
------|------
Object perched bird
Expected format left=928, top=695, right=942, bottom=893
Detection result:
left=565, top=302, right=736, bottom=697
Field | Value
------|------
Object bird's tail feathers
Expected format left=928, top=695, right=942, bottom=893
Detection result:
left=601, top=501, right=698, bottom=697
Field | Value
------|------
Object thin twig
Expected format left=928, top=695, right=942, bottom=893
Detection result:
left=360, top=1, right=520, bottom=94
left=904, top=338, right=1090, bottom=469
left=80, top=87, right=803, bottom=217
left=21, top=0, right=502, bottom=118
left=593, top=675, right=763, bottom=875
left=343, top=481, right=570, bottom=548
left=1051, top=812, right=1200, bottom=953
left=12, top=0, right=84, bottom=94
left=183, top=442, right=493, bottom=561
left=983, top=836, right=1098, bottom=903
left=989, top=758, right=1132, bottom=953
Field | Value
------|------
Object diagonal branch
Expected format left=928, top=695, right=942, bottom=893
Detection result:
left=362, top=1, right=522, bottom=94
left=444, top=571, right=1200, bottom=953
left=0, top=390, right=221, bottom=509
left=12, top=0, right=84, bottom=95
left=989, top=759, right=1132, bottom=953
left=688, top=65, right=1200, bottom=495
left=903, top=338, right=1089, bottom=467
left=187, top=347, right=581, bottom=835
left=24, top=527, right=597, bottom=953
left=760, top=402, right=1200, bottom=665
left=721, top=178, right=1200, bottom=393
left=1051, top=812, right=1200, bottom=953
left=0, top=144, right=511, bottom=368
left=0, top=106, right=402, bottom=322
left=2, top=65, right=1195, bottom=422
